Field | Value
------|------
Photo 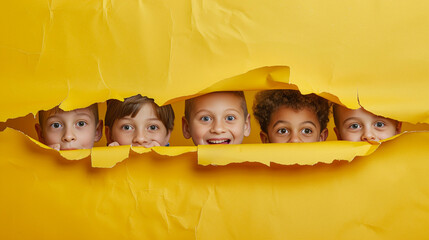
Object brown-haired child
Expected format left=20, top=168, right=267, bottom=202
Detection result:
left=182, top=91, right=251, bottom=145
left=35, top=104, right=103, bottom=150
left=253, top=89, right=331, bottom=143
left=333, top=105, right=401, bottom=142
left=105, top=95, right=174, bottom=147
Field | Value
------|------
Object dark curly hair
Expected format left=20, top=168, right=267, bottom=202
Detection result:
left=252, top=90, right=331, bottom=133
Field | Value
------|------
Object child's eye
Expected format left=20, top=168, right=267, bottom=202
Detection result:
left=349, top=123, right=361, bottom=130
left=76, top=121, right=87, bottom=127
left=148, top=125, right=159, bottom=131
left=374, top=121, right=385, bottom=128
left=277, top=128, right=288, bottom=134
left=301, top=128, right=313, bottom=135
left=50, top=122, right=62, bottom=129
left=121, top=124, right=134, bottom=131
left=226, top=115, right=236, bottom=121
left=200, top=116, right=212, bottom=122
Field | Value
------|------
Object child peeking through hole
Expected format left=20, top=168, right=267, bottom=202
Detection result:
left=333, top=105, right=402, bottom=143
left=35, top=104, right=103, bottom=151
left=253, top=89, right=331, bottom=143
left=105, top=95, right=174, bottom=147
left=182, top=91, right=251, bottom=145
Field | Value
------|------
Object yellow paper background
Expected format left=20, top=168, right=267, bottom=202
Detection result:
left=1, top=128, right=429, bottom=239
left=1, top=0, right=429, bottom=238
left=1, top=0, right=429, bottom=123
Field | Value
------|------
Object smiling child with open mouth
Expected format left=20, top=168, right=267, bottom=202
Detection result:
left=182, top=91, right=251, bottom=146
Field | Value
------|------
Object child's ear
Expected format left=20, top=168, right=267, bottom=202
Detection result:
left=259, top=131, right=269, bottom=143
left=395, top=122, right=402, bottom=134
left=333, top=127, right=342, bottom=140
left=319, top=128, right=329, bottom=142
left=94, top=120, right=103, bottom=142
left=243, top=114, right=251, bottom=137
left=182, top=117, right=191, bottom=139
left=35, top=123, right=44, bottom=142
left=105, top=126, right=112, bottom=144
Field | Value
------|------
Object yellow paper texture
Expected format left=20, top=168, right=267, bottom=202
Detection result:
left=2, top=127, right=429, bottom=239
left=1, top=0, right=429, bottom=124
left=90, top=145, right=197, bottom=168
left=2, top=1, right=429, bottom=238
left=91, top=145, right=131, bottom=168
left=60, top=149, right=91, bottom=161
left=198, top=141, right=379, bottom=166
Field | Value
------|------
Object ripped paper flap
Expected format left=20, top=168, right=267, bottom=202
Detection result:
left=1, top=126, right=429, bottom=239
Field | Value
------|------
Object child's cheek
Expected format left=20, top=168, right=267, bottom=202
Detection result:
left=116, top=134, right=132, bottom=146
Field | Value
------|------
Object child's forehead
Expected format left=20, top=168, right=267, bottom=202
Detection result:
left=192, top=92, right=243, bottom=111
left=337, top=107, right=383, bottom=121
left=123, top=103, right=157, bottom=118
left=45, top=107, right=95, bottom=120
left=271, top=106, right=319, bottom=123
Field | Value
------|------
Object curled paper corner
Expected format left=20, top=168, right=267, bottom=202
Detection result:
left=27, top=134, right=52, bottom=150
left=198, top=141, right=380, bottom=167
left=162, top=66, right=292, bottom=106
left=26, top=131, right=91, bottom=160
left=380, top=132, right=406, bottom=143
left=91, top=145, right=131, bottom=168
left=11, top=128, right=90, bottom=161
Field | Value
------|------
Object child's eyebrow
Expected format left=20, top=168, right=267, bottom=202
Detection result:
left=224, top=108, right=241, bottom=113
left=343, top=117, right=360, bottom=123
left=301, top=121, right=317, bottom=128
left=75, top=113, right=92, bottom=118
left=272, top=120, right=317, bottom=128
left=45, top=115, right=60, bottom=122
left=118, top=117, right=161, bottom=122
left=272, top=120, right=290, bottom=128
left=193, top=109, right=212, bottom=116
left=146, top=118, right=162, bottom=122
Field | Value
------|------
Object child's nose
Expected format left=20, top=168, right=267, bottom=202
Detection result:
left=62, top=126, right=76, bottom=142
left=287, top=132, right=302, bottom=143
left=361, top=128, right=377, bottom=142
left=132, top=130, right=149, bottom=146
left=210, top=119, right=226, bottom=134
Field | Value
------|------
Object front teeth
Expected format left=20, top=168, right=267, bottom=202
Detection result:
left=208, top=139, right=228, bottom=144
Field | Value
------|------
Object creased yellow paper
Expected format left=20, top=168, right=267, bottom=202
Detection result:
left=90, top=145, right=197, bottom=168
left=91, top=145, right=131, bottom=168
left=1, top=1, right=429, bottom=238
left=1, top=1, right=429, bottom=124
left=13, top=127, right=385, bottom=167
left=1, top=126, right=429, bottom=239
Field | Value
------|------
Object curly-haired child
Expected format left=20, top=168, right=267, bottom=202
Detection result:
left=253, top=89, right=331, bottom=143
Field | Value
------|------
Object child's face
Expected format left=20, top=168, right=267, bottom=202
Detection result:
left=261, top=106, right=328, bottom=143
left=36, top=108, right=102, bottom=150
left=182, top=92, right=251, bottom=145
left=107, top=103, right=171, bottom=147
left=334, top=107, right=401, bottom=142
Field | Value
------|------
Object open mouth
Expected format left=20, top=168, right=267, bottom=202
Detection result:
left=206, top=139, right=231, bottom=144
